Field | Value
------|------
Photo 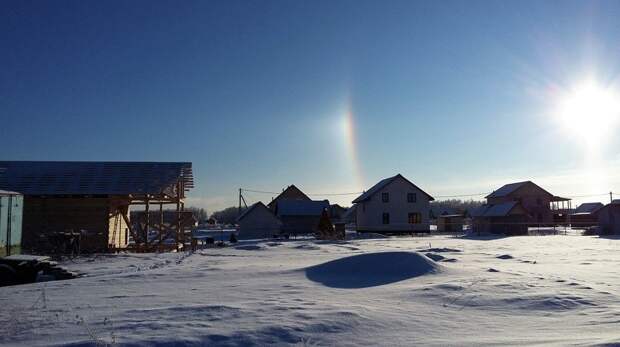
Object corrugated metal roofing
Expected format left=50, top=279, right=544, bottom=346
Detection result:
left=485, top=201, right=520, bottom=217
left=0, top=161, right=193, bottom=195
left=276, top=199, right=329, bottom=216
left=471, top=201, right=523, bottom=217
left=352, top=174, right=434, bottom=204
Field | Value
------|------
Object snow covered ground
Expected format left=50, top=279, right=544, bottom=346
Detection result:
left=2, top=234, right=620, bottom=346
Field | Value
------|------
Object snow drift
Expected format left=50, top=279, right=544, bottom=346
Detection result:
left=305, top=251, right=441, bottom=288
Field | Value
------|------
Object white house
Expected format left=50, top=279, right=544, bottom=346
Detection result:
left=352, top=174, right=434, bottom=233
left=236, top=202, right=282, bottom=240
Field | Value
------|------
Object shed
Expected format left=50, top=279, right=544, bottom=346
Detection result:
left=0, top=190, right=23, bottom=257
left=436, top=214, right=464, bottom=233
left=0, top=161, right=193, bottom=254
left=236, top=202, right=282, bottom=240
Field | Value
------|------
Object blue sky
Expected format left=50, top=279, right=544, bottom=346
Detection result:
left=3, top=0, right=620, bottom=212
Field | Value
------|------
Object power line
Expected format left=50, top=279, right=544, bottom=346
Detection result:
left=241, top=188, right=364, bottom=196
left=241, top=187, right=617, bottom=200
left=434, top=192, right=490, bottom=198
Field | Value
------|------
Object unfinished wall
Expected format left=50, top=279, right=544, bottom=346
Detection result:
left=22, top=196, right=110, bottom=253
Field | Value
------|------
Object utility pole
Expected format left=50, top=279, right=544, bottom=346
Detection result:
left=238, top=188, right=242, bottom=217
left=611, top=191, right=614, bottom=204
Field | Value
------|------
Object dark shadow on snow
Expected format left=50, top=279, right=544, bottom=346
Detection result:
left=305, top=251, right=440, bottom=289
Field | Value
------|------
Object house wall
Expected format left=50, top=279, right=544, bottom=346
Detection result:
left=238, top=206, right=281, bottom=240
left=472, top=215, right=528, bottom=235
left=355, top=176, right=431, bottom=233
left=22, top=196, right=111, bottom=253
left=488, top=184, right=554, bottom=225
left=597, top=205, right=620, bottom=234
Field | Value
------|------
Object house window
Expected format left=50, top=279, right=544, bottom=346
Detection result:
left=382, top=212, right=390, bottom=224
left=408, top=212, right=421, bottom=224
left=407, top=193, right=416, bottom=203
left=382, top=192, right=389, bottom=203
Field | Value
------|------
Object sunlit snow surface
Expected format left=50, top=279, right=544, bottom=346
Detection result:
left=2, top=234, right=620, bottom=346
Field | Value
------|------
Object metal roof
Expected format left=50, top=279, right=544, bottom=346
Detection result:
left=486, top=181, right=531, bottom=198
left=267, top=185, right=311, bottom=208
left=485, top=180, right=568, bottom=201
left=237, top=201, right=279, bottom=222
left=0, top=189, right=22, bottom=196
left=352, top=174, right=434, bottom=203
left=0, top=161, right=193, bottom=196
left=575, top=202, right=604, bottom=214
left=276, top=199, right=329, bottom=216
left=471, top=201, right=523, bottom=217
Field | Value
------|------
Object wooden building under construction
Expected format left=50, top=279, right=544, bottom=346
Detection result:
left=0, top=161, right=193, bottom=254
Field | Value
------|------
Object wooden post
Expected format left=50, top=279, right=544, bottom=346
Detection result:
left=145, top=196, right=150, bottom=248
left=159, top=202, right=164, bottom=250
left=176, top=181, right=181, bottom=250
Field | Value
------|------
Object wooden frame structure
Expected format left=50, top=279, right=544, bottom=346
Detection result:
left=0, top=161, right=194, bottom=254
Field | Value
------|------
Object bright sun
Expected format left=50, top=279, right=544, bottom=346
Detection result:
left=555, top=80, right=620, bottom=143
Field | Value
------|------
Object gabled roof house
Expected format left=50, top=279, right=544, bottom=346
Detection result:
left=473, top=180, right=570, bottom=235
left=236, top=202, right=282, bottom=240
left=352, top=174, right=434, bottom=233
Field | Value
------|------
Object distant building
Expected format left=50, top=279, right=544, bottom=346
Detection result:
left=267, top=185, right=311, bottom=211
left=351, top=174, right=434, bottom=233
left=275, top=199, right=330, bottom=236
left=571, top=202, right=604, bottom=227
left=595, top=200, right=620, bottom=234
left=430, top=206, right=459, bottom=219
left=328, top=204, right=348, bottom=223
left=436, top=214, right=464, bottom=233
left=472, top=181, right=570, bottom=235
left=236, top=202, right=282, bottom=240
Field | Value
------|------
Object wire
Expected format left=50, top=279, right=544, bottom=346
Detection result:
left=241, top=188, right=364, bottom=196
left=241, top=188, right=616, bottom=200
left=434, top=192, right=490, bottom=198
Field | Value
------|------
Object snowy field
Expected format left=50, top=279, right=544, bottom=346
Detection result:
left=2, top=234, right=620, bottom=346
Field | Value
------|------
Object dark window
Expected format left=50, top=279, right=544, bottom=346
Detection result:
left=408, top=212, right=421, bottom=224
left=536, top=198, right=542, bottom=206
left=407, top=193, right=416, bottom=203
left=382, top=212, right=390, bottom=224
left=382, top=192, right=389, bottom=203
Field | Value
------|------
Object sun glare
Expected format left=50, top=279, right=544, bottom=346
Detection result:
left=555, top=80, right=620, bottom=143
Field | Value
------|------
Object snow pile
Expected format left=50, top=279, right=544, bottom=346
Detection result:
left=305, top=251, right=441, bottom=288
